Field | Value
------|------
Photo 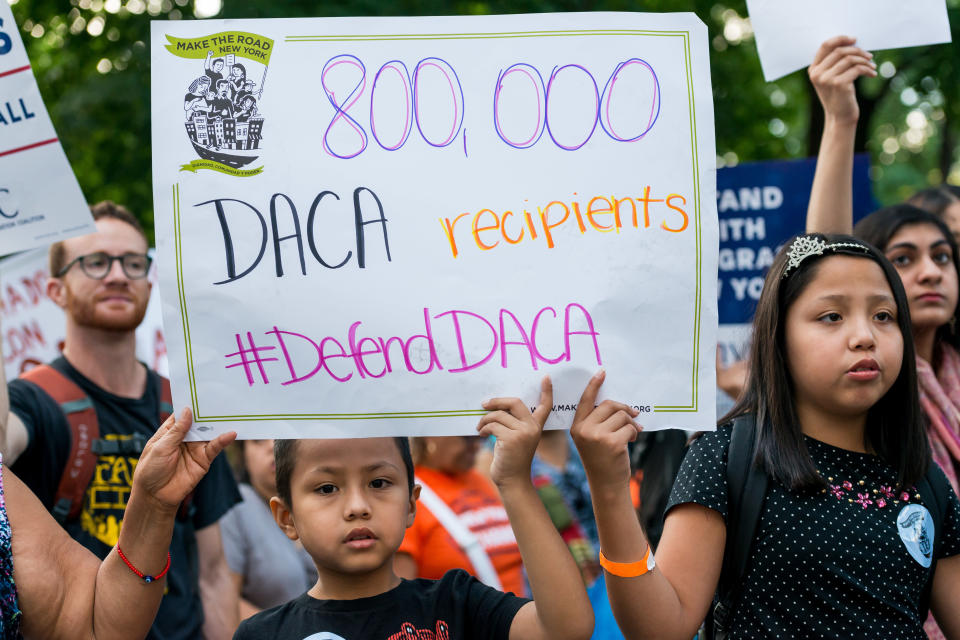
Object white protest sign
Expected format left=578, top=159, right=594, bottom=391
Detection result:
left=150, top=12, right=718, bottom=440
left=747, top=0, right=952, bottom=82
left=0, top=3, right=94, bottom=255
left=0, top=248, right=168, bottom=380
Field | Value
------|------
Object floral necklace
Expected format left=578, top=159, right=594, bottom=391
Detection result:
left=820, top=475, right=920, bottom=510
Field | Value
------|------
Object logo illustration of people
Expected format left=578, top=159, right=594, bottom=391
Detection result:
left=183, top=50, right=265, bottom=169
left=897, top=503, right=935, bottom=568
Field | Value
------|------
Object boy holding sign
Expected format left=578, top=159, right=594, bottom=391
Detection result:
left=233, top=378, right=595, bottom=640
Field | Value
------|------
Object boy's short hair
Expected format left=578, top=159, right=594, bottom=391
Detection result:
left=274, top=437, right=415, bottom=506
left=49, top=201, right=147, bottom=276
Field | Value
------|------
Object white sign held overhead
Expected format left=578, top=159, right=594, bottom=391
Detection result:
left=0, top=3, right=94, bottom=255
left=747, top=0, right=952, bottom=81
left=150, top=12, right=718, bottom=441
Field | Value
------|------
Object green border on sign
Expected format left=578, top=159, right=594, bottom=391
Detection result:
left=174, top=27, right=705, bottom=421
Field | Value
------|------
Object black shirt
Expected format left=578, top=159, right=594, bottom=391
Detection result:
left=204, top=69, right=223, bottom=86
left=234, top=569, right=528, bottom=640
left=666, top=423, right=960, bottom=639
left=210, top=97, right=233, bottom=120
left=9, top=357, right=241, bottom=640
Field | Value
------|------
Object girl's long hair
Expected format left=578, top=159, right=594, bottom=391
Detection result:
left=854, top=204, right=960, bottom=353
left=723, top=233, right=929, bottom=491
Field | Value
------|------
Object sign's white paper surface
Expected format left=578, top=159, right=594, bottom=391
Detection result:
left=150, top=12, right=718, bottom=440
left=747, top=0, right=952, bottom=81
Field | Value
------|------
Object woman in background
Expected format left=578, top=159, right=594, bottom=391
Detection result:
left=220, top=438, right=316, bottom=618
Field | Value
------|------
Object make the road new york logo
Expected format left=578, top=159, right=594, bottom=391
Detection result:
left=165, top=30, right=272, bottom=178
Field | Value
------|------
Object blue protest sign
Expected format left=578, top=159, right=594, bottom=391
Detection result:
left=717, top=154, right=876, bottom=326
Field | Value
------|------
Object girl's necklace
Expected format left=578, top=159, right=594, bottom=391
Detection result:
left=819, top=474, right=920, bottom=510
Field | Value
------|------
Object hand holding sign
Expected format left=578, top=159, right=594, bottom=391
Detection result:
left=569, top=370, right=641, bottom=495
left=808, top=37, right=876, bottom=126
left=477, top=376, right=552, bottom=488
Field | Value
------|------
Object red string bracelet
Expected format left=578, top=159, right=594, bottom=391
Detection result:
left=116, top=545, right=171, bottom=584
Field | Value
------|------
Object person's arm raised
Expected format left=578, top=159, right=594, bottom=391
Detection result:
left=805, top=36, right=876, bottom=235
left=477, top=377, right=594, bottom=640
left=570, top=371, right=725, bottom=640
left=14, top=408, right=235, bottom=640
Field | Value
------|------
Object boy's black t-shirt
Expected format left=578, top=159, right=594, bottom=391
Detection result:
left=234, top=569, right=529, bottom=640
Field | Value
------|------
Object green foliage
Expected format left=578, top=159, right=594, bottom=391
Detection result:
left=8, top=0, right=959, bottom=240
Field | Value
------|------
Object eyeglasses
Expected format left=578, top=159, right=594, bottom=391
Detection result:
left=57, top=252, right=152, bottom=280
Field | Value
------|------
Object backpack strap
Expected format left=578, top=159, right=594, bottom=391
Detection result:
left=158, top=374, right=174, bottom=423
left=712, top=414, right=768, bottom=637
left=915, top=464, right=949, bottom=617
left=21, top=364, right=100, bottom=524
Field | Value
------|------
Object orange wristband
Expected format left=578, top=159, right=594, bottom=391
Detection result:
left=599, top=546, right=653, bottom=577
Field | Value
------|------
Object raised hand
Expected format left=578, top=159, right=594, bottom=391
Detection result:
left=569, top=370, right=640, bottom=494
left=477, top=376, right=552, bottom=488
left=132, top=408, right=235, bottom=511
left=808, top=36, right=877, bottom=126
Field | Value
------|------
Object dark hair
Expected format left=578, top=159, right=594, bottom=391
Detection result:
left=50, top=200, right=147, bottom=276
left=274, top=437, right=415, bottom=507
left=907, top=184, right=960, bottom=217
left=188, top=76, right=210, bottom=93
left=213, top=57, right=224, bottom=66
left=724, top=233, right=929, bottom=491
left=854, top=204, right=960, bottom=350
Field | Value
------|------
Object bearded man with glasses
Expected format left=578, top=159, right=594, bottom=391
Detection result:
left=1, top=201, right=242, bottom=640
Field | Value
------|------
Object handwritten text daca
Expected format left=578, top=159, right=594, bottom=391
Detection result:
left=196, top=187, right=391, bottom=285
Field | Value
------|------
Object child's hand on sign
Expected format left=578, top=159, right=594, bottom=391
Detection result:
left=808, top=36, right=877, bottom=126
left=477, top=376, right=552, bottom=489
left=570, top=370, right=641, bottom=495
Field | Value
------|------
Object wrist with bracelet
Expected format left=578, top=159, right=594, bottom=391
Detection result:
left=598, top=545, right=655, bottom=578
left=116, top=545, right=171, bottom=584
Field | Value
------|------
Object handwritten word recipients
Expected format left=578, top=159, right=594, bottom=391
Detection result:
left=440, top=188, right=689, bottom=258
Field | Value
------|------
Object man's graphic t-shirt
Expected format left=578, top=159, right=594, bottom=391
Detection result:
left=9, top=357, right=241, bottom=640
left=399, top=467, right=525, bottom=595
left=233, top=569, right=528, bottom=640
